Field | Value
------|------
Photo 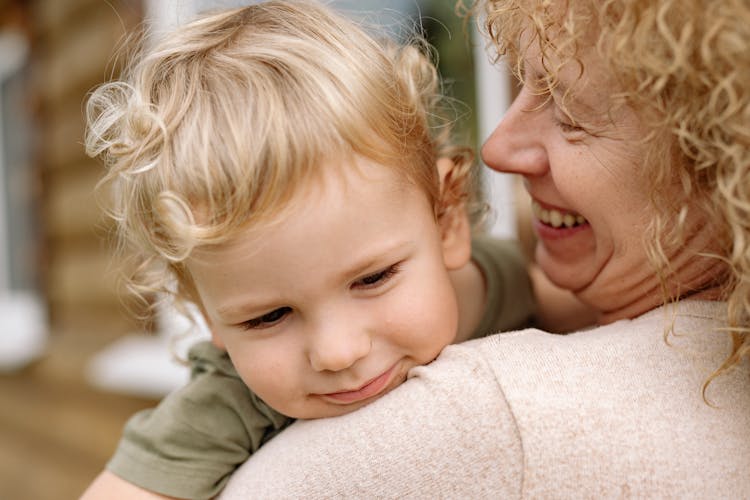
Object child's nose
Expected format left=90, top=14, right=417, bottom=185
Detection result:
left=481, top=85, right=550, bottom=178
left=307, top=320, right=372, bottom=372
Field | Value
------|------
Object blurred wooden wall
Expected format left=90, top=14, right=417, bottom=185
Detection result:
left=0, top=2, right=160, bottom=500
left=31, top=0, right=144, bottom=335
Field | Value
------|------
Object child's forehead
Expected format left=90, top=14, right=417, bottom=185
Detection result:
left=271, top=154, right=423, bottom=215
left=190, top=154, right=428, bottom=249
left=279, top=152, right=426, bottom=203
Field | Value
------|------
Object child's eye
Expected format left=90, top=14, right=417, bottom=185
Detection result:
left=353, top=264, right=400, bottom=289
left=241, top=306, right=292, bottom=330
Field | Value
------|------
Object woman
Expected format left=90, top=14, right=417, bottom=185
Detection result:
left=217, top=0, right=750, bottom=497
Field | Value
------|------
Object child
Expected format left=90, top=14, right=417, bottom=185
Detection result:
left=82, top=1, right=536, bottom=498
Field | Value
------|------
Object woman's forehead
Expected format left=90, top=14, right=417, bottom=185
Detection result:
left=520, top=39, right=613, bottom=109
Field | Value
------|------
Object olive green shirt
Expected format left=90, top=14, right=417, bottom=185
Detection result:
left=106, top=236, right=536, bottom=499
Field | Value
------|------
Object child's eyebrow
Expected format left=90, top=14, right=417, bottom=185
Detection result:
left=216, top=300, right=281, bottom=320
left=335, top=240, right=415, bottom=281
left=215, top=240, right=416, bottom=320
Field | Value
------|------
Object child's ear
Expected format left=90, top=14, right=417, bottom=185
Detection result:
left=205, top=319, right=225, bottom=350
left=184, top=279, right=226, bottom=350
left=209, top=329, right=226, bottom=350
left=195, top=301, right=226, bottom=350
left=436, top=158, right=472, bottom=271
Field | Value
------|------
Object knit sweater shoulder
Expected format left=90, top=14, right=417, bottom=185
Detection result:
left=220, top=300, right=750, bottom=498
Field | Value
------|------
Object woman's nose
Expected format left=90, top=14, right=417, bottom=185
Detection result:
left=307, top=318, right=372, bottom=372
left=481, top=85, right=550, bottom=177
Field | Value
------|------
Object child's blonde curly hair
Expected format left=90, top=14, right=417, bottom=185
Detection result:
left=86, top=0, right=480, bottom=317
left=468, top=0, right=750, bottom=383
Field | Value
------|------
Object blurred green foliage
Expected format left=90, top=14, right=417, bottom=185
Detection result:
left=420, top=1, right=478, bottom=150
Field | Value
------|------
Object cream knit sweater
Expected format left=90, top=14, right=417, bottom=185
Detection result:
left=220, top=301, right=750, bottom=498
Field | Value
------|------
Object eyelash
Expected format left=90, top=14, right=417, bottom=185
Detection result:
left=238, top=264, right=401, bottom=331
left=240, top=306, right=292, bottom=331
left=553, top=109, right=586, bottom=135
left=549, top=96, right=589, bottom=136
left=519, top=67, right=589, bottom=137
left=555, top=119, right=584, bottom=133
left=353, top=263, right=401, bottom=289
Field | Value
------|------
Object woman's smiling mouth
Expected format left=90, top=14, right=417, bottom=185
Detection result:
left=532, top=201, right=588, bottom=228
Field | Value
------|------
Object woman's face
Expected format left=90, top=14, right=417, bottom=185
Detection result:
left=482, top=36, right=715, bottom=323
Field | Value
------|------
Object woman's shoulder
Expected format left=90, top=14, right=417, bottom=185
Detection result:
left=457, top=300, right=740, bottom=417
left=455, top=299, right=750, bottom=497
left=464, top=299, right=730, bottom=374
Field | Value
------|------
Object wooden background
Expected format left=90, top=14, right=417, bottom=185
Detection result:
left=0, top=1, right=159, bottom=498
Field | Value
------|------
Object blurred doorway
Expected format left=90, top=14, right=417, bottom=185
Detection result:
left=0, top=28, right=47, bottom=372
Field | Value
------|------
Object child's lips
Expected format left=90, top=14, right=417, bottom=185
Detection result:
left=319, top=364, right=398, bottom=404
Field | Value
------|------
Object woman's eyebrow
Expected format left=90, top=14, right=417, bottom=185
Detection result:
left=552, top=86, right=593, bottom=111
left=519, top=56, right=594, bottom=108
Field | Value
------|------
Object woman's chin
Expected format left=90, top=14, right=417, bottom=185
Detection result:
left=535, top=247, right=594, bottom=294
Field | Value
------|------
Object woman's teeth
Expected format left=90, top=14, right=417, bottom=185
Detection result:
left=532, top=201, right=587, bottom=228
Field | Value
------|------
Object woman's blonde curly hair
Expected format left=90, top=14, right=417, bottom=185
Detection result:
left=468, top=0, right=750, bottom=382
left=86, top=0, right=479, bottom=317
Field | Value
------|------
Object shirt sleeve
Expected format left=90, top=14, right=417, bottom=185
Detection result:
left=469, top=234, right=537, bottom=338
left=106, top=343, right=293, bottom=500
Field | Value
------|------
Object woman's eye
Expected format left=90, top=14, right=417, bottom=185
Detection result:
left=241, top=306, right=292, bottom=330
left=555, top=116, right=586, bottom=135
left=553, top=106, right=587, bottom=135
left=353, top=264, right=400, bottom=289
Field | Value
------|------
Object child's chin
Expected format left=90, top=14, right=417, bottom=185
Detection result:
left=307, top=391, right=391, bottom=419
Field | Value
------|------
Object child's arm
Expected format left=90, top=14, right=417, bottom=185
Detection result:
left=452, top=235, right=594, bottom=340
left=454, top=235, right=537, bottom=342
left=81, top=342, right=293, bottom=500
left=450, top=257, right=487, bottom=343
left=81, top=471, right=175, bottom=499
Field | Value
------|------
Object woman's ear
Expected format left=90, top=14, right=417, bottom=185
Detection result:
left=436, top=158, right=472, bottom=270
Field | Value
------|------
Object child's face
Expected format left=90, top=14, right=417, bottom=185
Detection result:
left=187, top=157, right=467, bottom=419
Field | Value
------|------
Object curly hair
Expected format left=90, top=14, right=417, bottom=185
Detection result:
left=468, top=0, right=750, bottom=381
left=86, top=0, right=479, bottom=316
